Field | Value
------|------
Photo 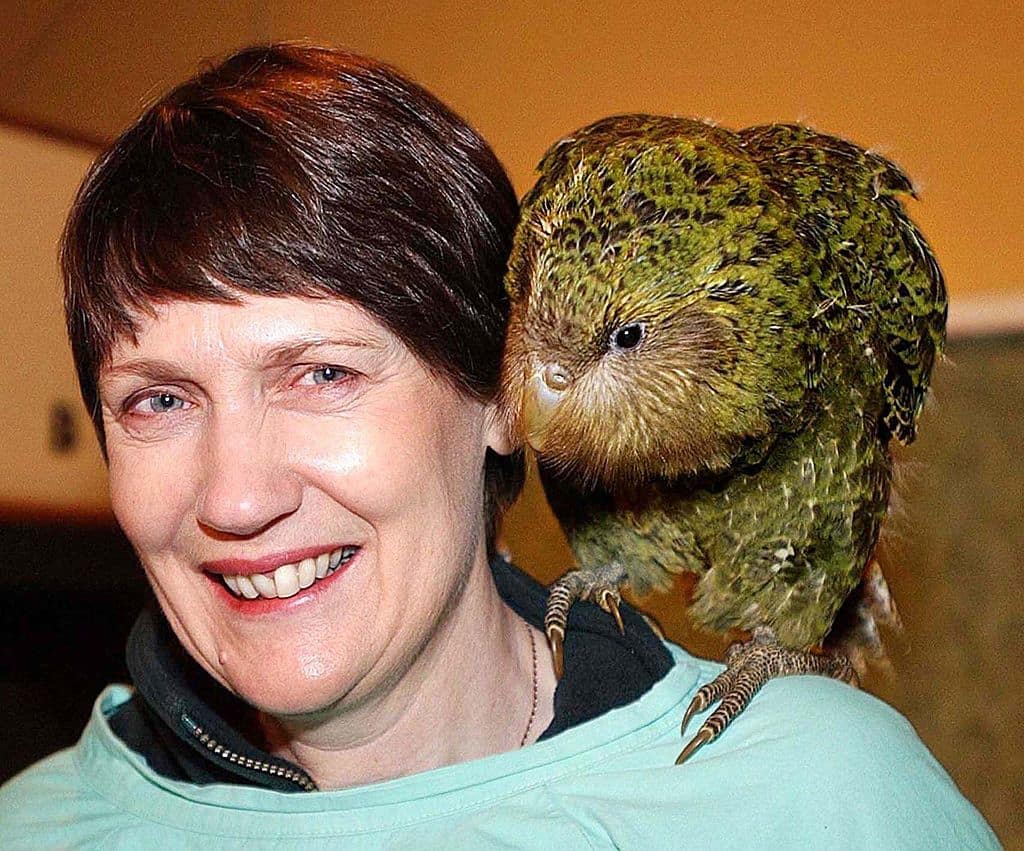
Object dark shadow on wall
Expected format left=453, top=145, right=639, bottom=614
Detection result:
left=0, top=520, right=148, bottom=783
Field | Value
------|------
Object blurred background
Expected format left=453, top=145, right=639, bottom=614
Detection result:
left=1, top=1, right=1020, bottom=845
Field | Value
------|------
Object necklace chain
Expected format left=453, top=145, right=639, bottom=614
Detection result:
left=519, top=623, right=538, bottom=748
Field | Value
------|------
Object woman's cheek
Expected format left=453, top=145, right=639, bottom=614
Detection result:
left=302, top=443, right=365, bottom=479
left=107, top=441, right=200, bottom=554
left=288, top=412, right=417, bottom=516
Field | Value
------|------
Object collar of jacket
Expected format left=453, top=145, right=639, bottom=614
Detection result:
left=114, top=555, right=673, bottom=791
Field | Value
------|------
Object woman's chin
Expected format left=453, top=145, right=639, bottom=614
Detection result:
left=205, top=627, right=374, bottom=719
left=228, top=663, right=359, bottom=720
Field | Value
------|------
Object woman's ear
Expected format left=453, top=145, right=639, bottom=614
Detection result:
left=482, top=401, right=515, bottom=455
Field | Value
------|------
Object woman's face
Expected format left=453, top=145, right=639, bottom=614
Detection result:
left=99, top=294, right=505, bottom=717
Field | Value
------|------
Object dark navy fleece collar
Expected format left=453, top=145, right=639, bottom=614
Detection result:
left=112, top=556, right=673, bottom=791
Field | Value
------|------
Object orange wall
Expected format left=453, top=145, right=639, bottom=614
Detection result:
left=4, top=1, right=1020, bottom=303
left=258, top=0, right=1023, bottom=301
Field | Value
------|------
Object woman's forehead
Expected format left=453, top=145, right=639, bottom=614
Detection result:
left=104, top=295, right=396, bottom=368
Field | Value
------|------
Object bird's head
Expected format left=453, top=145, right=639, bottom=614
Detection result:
left=499, top=116, right=815, bottom=487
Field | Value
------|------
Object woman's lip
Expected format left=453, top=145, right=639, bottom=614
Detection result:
left=209, top=548, right=359, bottom=615
left=201, top=544, right=346, bottom=576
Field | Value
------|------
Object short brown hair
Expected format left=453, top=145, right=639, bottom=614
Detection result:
left=62, top=43, right=524, bottom=541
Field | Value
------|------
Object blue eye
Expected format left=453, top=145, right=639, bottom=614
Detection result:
left=311, top=366, right=345, bottom=384
left=145, top=393, right=184, bottom=413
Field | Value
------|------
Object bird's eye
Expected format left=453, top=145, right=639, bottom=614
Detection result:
left=611, top=323, right=645, bottom=351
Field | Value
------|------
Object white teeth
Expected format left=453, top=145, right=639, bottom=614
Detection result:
left=236, top=575, right=259, bottom=600
left=220, top=546, right=357, bottom=600
left=274, top=563, right=300, bottom=598
left=298, top=557, right=316, bottom=589
left=250, top=573, right=278, bottom=598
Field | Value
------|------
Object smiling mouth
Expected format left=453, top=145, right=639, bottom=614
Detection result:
left=219, top=546, right=359, bottom=600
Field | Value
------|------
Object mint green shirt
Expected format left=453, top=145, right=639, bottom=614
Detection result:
left=0, top=644, right=999, bottom=849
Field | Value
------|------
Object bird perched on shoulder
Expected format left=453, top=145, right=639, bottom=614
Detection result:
left=499, top=116, right=945, bottom=763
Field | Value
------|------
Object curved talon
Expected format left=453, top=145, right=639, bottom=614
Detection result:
left=599, top=590, right=625, bottom=634
left=544, top=564, right=630, bottom=679
left=675, top=728, right=713, bottom=765
left=679, top=693, right=706, bottom=736
left=680, top=668, right=735, bottom=735
left=677, top=694, right=738, bottom=764
left=547, top=626, right=565, bottom=679
left=675, top=629, right=857, bottom=767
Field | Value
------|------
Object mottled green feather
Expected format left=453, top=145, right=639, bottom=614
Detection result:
left=739, top=123, right=947, bottom=444
left=501, top=115, right=945, bottom=650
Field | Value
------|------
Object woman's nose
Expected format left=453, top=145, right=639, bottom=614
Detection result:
left=195, top=412, right=302, bottom=538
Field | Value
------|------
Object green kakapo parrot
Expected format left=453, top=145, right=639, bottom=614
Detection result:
left=499, top=116, right=946, bottom=762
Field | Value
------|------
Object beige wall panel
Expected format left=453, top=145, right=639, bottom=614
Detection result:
left=0, top=125, right=108, bottom=512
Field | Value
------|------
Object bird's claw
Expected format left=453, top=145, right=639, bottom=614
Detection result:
left=675, top=728, right=713, bottom=765
left=679, top=693, right=706, bottom=737
left=544, top=563, right=630, bottom=679
left=675, top=628, right=854, bottom=765
left=598, top=588, right=625, bottom=634
left=546, top=625, right=565, bottom=679
left=676, top=698, right=741, bottom=765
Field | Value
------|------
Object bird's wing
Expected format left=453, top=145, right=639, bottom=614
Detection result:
left=738, top=124, right=947, bottom=444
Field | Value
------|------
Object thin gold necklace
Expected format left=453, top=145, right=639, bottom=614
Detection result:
left=520, top=624, right=538, bottom=747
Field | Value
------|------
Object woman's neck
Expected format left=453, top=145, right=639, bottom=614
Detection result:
left=257, top=554, right=556, bottom=790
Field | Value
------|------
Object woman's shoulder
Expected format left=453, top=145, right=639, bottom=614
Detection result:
left=0, top=689, right=140, bottom=849
left=0, top=748, right=119, bottom=849
left=668, top=646, right=935, bottom=771
left=543, top=645, right=1001, bottom=849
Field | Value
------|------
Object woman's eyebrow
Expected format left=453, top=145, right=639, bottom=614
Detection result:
left=103, top=334, right=388, bottom=380
left=98, top=331, right=391, bottom=387
left=100, top=357, right=186, bottom=382
left=258, top=333, right=388, bottom=365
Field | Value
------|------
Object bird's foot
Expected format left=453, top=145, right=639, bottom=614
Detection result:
left=545, top=562, right=629, bottom=678
left=676, top=625, right=856, bottom=765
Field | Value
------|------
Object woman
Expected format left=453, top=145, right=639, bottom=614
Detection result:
left=0, top=44, right=997, bottom=848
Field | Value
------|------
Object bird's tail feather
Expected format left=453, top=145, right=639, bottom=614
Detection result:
left=825, top=557, right=903, bottom=679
